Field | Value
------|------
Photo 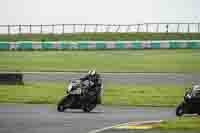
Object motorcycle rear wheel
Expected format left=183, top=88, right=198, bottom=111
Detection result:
left=57, top=95, right=73, bottom=112
left=83, top=103, right=96, bottom=112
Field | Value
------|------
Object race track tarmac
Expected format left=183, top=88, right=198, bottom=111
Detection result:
left=1, top=72, right=196, bottom=133
left=23, top=72, right=200, bottom=84
left=0, top=104, right=174, bottom=133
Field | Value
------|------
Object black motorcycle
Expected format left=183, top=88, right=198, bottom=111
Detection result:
left=57, top=79, right=103, bottom=112
left=176, top=84, right=200, bottom=116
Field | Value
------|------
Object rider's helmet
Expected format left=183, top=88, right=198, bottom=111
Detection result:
left=192, top=85, right=200, bottom=96
left=88, top=70, right=96, bottom=76
left=88, top=70, right=92, bottom=75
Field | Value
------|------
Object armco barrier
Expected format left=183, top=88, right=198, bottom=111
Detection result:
left=0, top=40, right=200, bottom=50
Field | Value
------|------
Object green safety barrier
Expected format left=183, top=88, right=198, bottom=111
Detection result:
left=0, top=41, right=200, bottom=50
left=0, top=43, right=9, bottom=49
left=17, top=42, right=33, bottom=49
left=115, top=42, right=125, bottom=49
left=78, top=42, right=89, bottom=49
left=131, top=42, right=141, bottom=49
left=41, top=42, right=52, bottom=49
left=96, top=42, right=106, bottom=49
left=187, top=42, right=200, bottom=48
left=151, top=42, right=161, bottom=48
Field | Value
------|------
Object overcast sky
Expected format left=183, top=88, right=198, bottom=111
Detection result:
left=0, top=0, right=199, bottom=25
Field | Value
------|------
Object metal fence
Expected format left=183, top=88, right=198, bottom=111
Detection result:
left=0, top=23, right=200, bottom=34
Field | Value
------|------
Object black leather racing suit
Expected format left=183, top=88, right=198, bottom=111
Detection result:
left=80, top=73, right=101, bottom=103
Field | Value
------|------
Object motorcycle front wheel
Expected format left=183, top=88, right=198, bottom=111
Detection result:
left=176, top=102, right=185, bottom=116
left=57, top=95, right=73, bottom=112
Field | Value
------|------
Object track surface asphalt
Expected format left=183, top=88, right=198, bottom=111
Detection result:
left=1, top=72, right=196, bottom=133
left=23, top=72, right=200, bottom=84
left=0, top=104, right=174, bottom=133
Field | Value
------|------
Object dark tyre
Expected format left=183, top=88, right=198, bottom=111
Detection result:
left=57, top=96, right=73, bottom=112
left=176, top=103, right=185, bottom=116
left=83, top=103, right=96, bottom=112
left=57, top=104, right=65, bottom=112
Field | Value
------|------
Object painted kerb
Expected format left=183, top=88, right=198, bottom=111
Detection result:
left=0, top=40, right=200, bottom=50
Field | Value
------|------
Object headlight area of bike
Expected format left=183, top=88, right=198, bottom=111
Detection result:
left=185, top=90, right=200, bottom=100
left=67, top=82, right=82, bottom=94
left=67, top=83, right=73, bottom=93
left=186, top=93, right=192, bottom=99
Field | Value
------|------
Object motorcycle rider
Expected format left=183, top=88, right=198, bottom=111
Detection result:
left=80, top=70, right=102, bottom=103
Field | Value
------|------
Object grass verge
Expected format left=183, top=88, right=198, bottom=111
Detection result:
left=0, top=49, right=200, bottom=72
left=0, top=82, right=188, bottom=106
left=0, top=33, right=200, bottom=41
left=158, top=117, right=200, bottom=130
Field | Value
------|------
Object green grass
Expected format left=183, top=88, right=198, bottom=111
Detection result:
left=0, top=82, right=66, bottom=104
left=0, top=82, right=188, bottom=106
left=0, top=33, right=200, bottom=41
left=0, top=49, right=200, bottom=72
left=103, top=83, right=187, bottom=106
left=158, top=117, right=200, bottom=130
